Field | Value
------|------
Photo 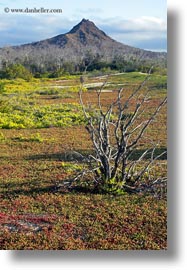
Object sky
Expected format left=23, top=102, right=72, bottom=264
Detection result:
left=0, top=0, right=167, bottom=51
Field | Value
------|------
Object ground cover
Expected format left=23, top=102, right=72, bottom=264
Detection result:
left=0, top=72, right=167, bottom=249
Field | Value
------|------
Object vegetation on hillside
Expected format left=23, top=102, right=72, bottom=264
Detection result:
left=0, top=60, right=167, bottom=79
left=0, top=19, right=166, bottom=79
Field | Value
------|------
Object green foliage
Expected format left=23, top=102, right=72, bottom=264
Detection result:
left=0, top=75, right=87, bottom=130
left=48, top=68, right=69, bottom=78
left=13, top=133, right=44, bottom=142
left=0, top=81, right=6, bottom=94
left=61, top=162, right=83, bottom=173
left=0, top=95, right=85, bottom=129
left=0, top=64, right=33, bottom=81
left=0, top=131, right=6, bottom=142
left=101, top=178, right=126, bottom=195
left=36, top=89, right=60, bottom=95
left=68, top=86, right=87, bottom=92
left=151, top=66, right=167, bottom=76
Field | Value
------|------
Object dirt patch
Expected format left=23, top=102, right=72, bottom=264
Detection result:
left=0, top=213, right=56, bottom=233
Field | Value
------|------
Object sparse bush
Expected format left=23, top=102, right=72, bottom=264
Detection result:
left=71, top=72, right=167, bottom=195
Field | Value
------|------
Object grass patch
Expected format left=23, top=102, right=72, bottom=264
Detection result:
left=12, top=133, right=44, bottom=143
left=0, top=96, right=85, bottom=129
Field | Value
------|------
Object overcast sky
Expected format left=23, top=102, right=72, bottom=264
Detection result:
left=0, top=0, right=167, bottom=51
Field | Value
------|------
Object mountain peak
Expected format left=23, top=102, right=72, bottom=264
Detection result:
left=68, top=18, right=105, bottom=36
left=80, top=18, right=90, bottom=23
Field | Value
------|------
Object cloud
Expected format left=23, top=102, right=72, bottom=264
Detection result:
left=98, top=16, right=166, bottom=34
left=97, top=16, right=167, bottom=50
left=73, top=8, right=103, bottom=19
left=0, top=14, right=75, bottom=46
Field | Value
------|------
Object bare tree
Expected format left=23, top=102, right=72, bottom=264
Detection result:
left=67, top=71, right=167, bottom=195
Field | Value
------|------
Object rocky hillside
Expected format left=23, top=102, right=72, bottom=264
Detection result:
left=0, top=19, right=166, bottom=68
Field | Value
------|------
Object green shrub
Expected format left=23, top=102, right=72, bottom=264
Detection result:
left=0, top=64, right=33, bottom=81
left=0, top=81, right=6, bottom=94
left=36, top=89, right=60, bottom=95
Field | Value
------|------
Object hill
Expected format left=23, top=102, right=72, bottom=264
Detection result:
left=0, top=19, right=166, bottom=73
